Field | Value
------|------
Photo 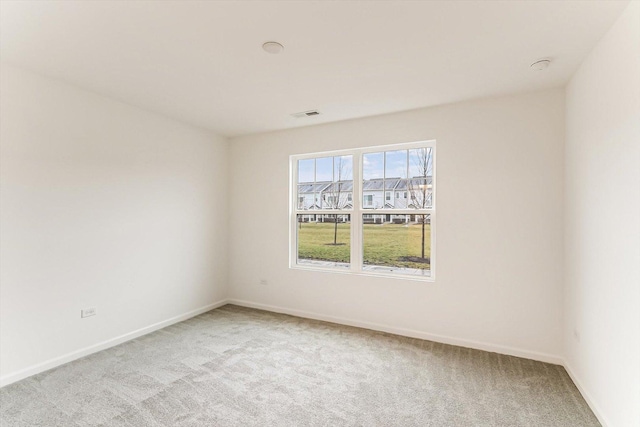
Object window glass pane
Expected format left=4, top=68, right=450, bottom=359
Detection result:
left=297, top=156, right=353, bottom=211
left=408, top=148, right=434, bottom=209
left=381, top=178, right=400, bottom=209
left=298, top=159, right=314, bottom=183
left=409, top=148, right=433, bottom=178
left=407, top=178, right=433, bottom=209
left=385, top=150, right=407, bottom=179
left=323, top=181, right=353, bottom=209
left=363, top=152, right=383, bottom=180
left=316, top=157, right=333, bottom=182
left=362, top=214, right=431, bottom=277
left=297, top=214, right=350, bottom=269
left=391, top=180, right=409, bottom=209
left=363, top=152, right=384, bottom=209
left=297, top=184, right=314, bottom=210
left=334, top=155, right=353, bottom=181
left=326, top=155, right=353, bottom=210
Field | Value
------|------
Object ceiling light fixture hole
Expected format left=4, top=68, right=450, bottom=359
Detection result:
left=262, top=41, right=284, bottom=54
left=530, top=59, right=551, bottom=71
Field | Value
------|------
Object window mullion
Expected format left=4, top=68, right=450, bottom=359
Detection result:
left=351, top=150, right=363, bottom=272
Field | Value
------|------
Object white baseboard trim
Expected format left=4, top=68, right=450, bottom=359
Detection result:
left=227, top=298, right=564, bottom=365
left=563, top=361, right=609, bottom=427
left=0, top=299, right=229, bottom=388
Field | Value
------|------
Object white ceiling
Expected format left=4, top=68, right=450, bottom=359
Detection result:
left=0, top=0, right=629, bottom=137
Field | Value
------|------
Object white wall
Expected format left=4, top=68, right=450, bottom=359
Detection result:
left=229, top=89, right=565, bottom=363
left=0, top=65, right=229, bottom=384
left=564, top=2, right=640, bottom=426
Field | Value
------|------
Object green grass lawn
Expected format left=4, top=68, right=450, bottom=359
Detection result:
left=298, top=221, right=351, bottom=263
left=297, top=221, right=431, bottom=270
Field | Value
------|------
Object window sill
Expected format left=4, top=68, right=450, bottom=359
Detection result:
left=289, top=264, right=435, bottom=282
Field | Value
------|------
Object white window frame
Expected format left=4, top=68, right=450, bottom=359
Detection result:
left=289, top=140, right=436, bottom=281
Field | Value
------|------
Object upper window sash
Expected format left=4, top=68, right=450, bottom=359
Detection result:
left=293, top=140, right=435, bottom=213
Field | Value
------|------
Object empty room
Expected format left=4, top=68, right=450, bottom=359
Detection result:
left=0, top=1, right=638, bottom=426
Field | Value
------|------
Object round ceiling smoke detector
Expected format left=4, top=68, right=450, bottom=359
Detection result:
left=262, top=41, right=284, bottom=54
left=530, top=59, right=551, bottom=71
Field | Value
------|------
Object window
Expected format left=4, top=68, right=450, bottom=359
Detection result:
left=291, top=141, right=435, bottom=279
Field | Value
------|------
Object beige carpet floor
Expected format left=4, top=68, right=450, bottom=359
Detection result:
left=0, top=304, right=599, bottom=426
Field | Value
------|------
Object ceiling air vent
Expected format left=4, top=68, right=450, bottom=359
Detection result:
left=291, top=110, right=320, bottom=118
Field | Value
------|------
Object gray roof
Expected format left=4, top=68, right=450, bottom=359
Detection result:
left=385, top=178, right=401, bottom=190
left=324, top=181, right=354, bottom=193
left=403, top=177, right=433, bottom=189
left=298, top=182, right=331, bottom=194
left=299, top=176, right=432, bottom=194
left=362, top=179, right=384, bottom=191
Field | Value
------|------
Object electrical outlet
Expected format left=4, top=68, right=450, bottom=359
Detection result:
left=81, top=307, right=96, bottom=318
left=260, top=279, right=268, bottom=286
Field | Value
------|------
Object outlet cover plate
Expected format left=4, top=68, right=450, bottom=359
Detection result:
left=81, top=307, right=96, bottom=318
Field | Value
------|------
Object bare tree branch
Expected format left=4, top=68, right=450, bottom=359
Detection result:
left=323, top=156, right=352, bottom=244
left=407, top=148, right=433, bottom=259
